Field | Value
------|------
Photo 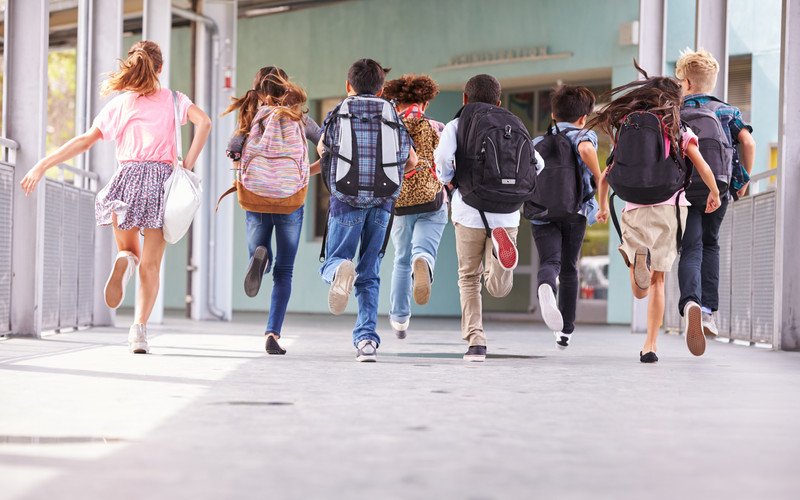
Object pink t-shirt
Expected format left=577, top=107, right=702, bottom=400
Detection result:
left=92, top=88, right=193, bottom=163
left=624, top=127, right=698, bottom=212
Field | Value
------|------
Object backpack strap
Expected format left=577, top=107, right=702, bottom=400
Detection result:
left=675, top=192, right=684, bottom=252
left=319, top=206, right=330, bottom=262
left=479, top=210, right=492, bottom=239
left=215, top=185, right=237, bottom=213
left=609, top=192, right=622, bottom=241
left=379, top=210, right=395, bottom=258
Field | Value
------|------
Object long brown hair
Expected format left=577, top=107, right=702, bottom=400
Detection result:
left=223, top=66, right=308, bottom=135
left=102, top=40, right=162, bottom=96
left=586, top=60, right=683, bottom=150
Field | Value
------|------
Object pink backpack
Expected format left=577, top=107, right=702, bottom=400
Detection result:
left=219, top=106, right=309, bottom=214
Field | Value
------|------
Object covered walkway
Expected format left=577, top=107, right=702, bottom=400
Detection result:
left=1, top=315, right=799, bottom=499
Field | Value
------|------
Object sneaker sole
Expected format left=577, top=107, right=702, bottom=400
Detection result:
left=244, top=246, right=269, bottom=298
left=554, top=331, right=570, bottom=350
left=394, top=330, right=407, bottom=340
left=491, top=228, right=518, bottom=271
left=412, top=259, right=431, bottom=305
left=703, top=325, right=719, bottom=337
left=104, top=256, right=130, bottom=309
left=356, top=356, right=377, bottom=363
left=633, top=247, right=650, bottom=290
left=463, top=355, right=486, bottom=362
left=129, top=344, right=149, bottom=354
left=685, top=304, right=706, bottom=356
left=538, top=284, right=564, bottom=332
left=328, top=261, right=356, bottom=315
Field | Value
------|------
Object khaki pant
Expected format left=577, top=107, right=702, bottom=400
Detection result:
left=454, top=224, right=517, bottom=346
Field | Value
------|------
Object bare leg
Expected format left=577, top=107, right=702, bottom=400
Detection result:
left=642, top=271, right=665, bottom=353
left=111, top=215, right=141, bottom=259
left=134, top=228, right=167, bottom=325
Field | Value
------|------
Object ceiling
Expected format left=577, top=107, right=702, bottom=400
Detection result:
left=0, top=0, right=349, bottom=48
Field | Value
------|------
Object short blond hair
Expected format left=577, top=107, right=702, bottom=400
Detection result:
left=675, top=48, right=719, bottom=93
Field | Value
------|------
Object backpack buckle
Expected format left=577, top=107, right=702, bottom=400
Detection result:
left=504, top=125, right=512, bottom=138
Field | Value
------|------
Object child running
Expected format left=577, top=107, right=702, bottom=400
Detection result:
left=435, top=74, right=541, bottom=362
left=526, top=85, right=602, bottom=350
left=590, top=62, right=721, bottom=363
left=381, top=74, right=447, bottom=340
left=675, top=49, right=756, bottom=352
left=20, top=40, right=211, bottom=354
left=317, top=59, right=417, bottom=362
left=222, top=66, right=321, bottom=355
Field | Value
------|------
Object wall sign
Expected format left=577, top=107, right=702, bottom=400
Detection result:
left=436, top=46, right=572, bottom=71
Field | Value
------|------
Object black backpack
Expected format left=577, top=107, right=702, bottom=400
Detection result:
left=605, top=111, right=690, bottom=204
left=524, top=123, right=594, bottom=222
left=681, top=97, right=734, bottom=205
left=606, top=111, right=692, bottom=251
left=454, top=102, right=537, bottom=233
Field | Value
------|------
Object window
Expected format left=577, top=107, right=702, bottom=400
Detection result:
left=728, top=55, right=752, bottom=123
left=313, top=97, right=345, bottom=238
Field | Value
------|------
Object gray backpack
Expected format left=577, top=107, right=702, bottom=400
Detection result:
left=681, top=99, right=734, bottom=204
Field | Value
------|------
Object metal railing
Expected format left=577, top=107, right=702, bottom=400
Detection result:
left=664, top=170, right=778, bottom=345
left=0, top=138, right=19, bottom=335
left=41, top=163, right=99, bottom=332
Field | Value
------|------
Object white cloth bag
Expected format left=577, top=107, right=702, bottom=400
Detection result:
left=162, top=90, right=202, bottom=244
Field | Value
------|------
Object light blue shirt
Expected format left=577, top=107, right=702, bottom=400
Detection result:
left=531, top=122, right=599, bottom=226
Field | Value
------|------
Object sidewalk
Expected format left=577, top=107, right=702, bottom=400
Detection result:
left=1, top=313, right=798, bottom=500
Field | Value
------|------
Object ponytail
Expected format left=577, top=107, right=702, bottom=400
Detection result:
left=102, top=40, right=163, bottom=97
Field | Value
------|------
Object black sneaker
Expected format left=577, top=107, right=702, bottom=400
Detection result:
left=356, top=340, right=378, bottom=362
left=265, top=333, right=286, bottom=355
left=640, top=351, right=659, bottom=363
left=244, top=246, right=270, bottom=298
left=463, top=345, right=487, bottom=362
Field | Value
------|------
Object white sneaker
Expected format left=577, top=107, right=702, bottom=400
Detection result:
left=702, top=312, right=719, bottom=337
left=356, top=340, right=378, bottom=362
left=683, top=301, right=705, bottom=356
left=128, top=324, right=149, bottom=354
left=538, top=284, right=564, bottom=332
left=390, top=318, right=410, bottom=339
left=554, top=331, right=572, bottom=350
left=328, top=260, right=356, bottom=315
left=105, top=251, right=138, bottom=309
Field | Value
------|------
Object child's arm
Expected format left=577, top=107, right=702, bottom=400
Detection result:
left=20, top=127, right=104, bottom=195
left=183, top=104, right=212, bottom=171
left=685, top=142, right=721, bottom=213
left=737, top=128, right=756, bottom=197
left=404, top=147, right=419, bottom=173
left=309, top=160, right=321, bottom=176
left=577, top=141, right=603, bottom=191
left=316, top=134, right=325, bottom=158
left=596, top=173, right=610, bottom=224
left=434, top=120, right=458, bottom=184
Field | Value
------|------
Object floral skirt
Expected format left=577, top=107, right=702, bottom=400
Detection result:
left=95, top=161, right=173, bottom=231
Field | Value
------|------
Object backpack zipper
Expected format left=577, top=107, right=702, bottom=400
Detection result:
left=486, top=136, right=501, bottom=177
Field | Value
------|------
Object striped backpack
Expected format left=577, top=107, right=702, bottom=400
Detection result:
left=320, top=95, right=411, bottom=208
left=218, top=106, right=309, bottom=214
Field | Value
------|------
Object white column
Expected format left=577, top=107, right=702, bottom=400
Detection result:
left=631, top=0, right=668, bottom=333
left=81, top=0, right=123, bottom=327
left=695, top=0, right=729, bottom=100
left=140, top=0, right=173, bottom=324
left=775, top=0, right=800, bottom=350
left=4, top=0, right=50, bottom=336
left=186, top=0, right=236, bottom=321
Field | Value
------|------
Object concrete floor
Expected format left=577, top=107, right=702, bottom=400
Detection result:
left=1, top=313, right=799, bottom=500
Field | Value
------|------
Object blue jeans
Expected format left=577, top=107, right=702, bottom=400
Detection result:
left=389, top=204, right=448, bottom=323
left=319, top=207, right=391, bottom=346
left=245, top=207, right=304, bottom=335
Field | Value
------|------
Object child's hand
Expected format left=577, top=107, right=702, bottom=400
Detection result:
left=705, top=191, right=721, bottom=213
left=20, top=162, right=46, bottom=196
left=596, top=208, right=609, bottom=224
left=737, top=181, right=749, bottom=199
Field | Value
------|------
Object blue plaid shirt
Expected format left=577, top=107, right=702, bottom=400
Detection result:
left=324, top=95, right=411, bottom=215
